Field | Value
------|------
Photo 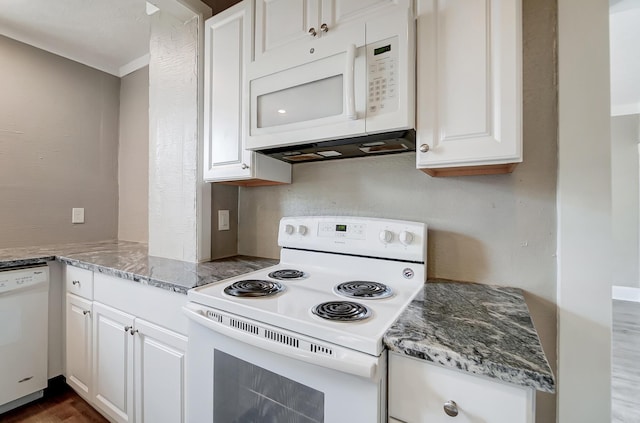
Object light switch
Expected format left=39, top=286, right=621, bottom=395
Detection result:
left=218, top=210, right=230, bottom=231
left=72, top=208, right=85, bottom=224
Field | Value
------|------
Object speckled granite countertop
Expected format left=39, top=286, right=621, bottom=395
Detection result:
left=384, top=279, right=555, bottom=393
left=0, top=240, right=277, bottom=294
left=3, top=243, right=554, bottom=392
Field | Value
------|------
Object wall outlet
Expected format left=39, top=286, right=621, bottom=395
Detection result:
left=72, top=208, right=85, bottom=224
left=218, top=210, right=230, bottom=231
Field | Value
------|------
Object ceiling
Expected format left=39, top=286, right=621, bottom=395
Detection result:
left=610, top=0, right=640, bottom=115
left=0, top=0, right=151, bottom=77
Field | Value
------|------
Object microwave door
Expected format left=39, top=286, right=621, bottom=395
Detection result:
left=247, top=47, right=366, bottom=151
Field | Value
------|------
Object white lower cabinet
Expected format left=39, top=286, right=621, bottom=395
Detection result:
left=92, top=302, right=135, bottom=423
left=388, top=353, right=535, bottom=423
left=65, top=293, right=93, bottom=400
left=64, top=266, right=188, bottom=423
left=134, top=319, right=187, bottom=423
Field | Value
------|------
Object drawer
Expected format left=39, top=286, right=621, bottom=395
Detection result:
left=65, top=265, right=94, bottom=299
left=93, top=273, right=189, bottom=335
left=388, top=352, right=535, bottom=423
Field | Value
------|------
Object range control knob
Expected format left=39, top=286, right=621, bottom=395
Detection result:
left=297, top=225, right=308, bottom=236
left=399, top=231, right=414, bottom=246
left=379, top=230, right=393, bottom=244
left=285, top=224, right=295, bottom=235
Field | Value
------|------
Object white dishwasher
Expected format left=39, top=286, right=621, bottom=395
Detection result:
left=0, top=264, right=49, bottom=414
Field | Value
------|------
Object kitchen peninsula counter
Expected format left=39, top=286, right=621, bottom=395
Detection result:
left=384, top=279, right=556, bottom=393
left=0, top=240, right=277, bottom=294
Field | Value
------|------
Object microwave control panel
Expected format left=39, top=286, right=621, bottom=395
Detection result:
left=366, top=37, right=399, bottom=116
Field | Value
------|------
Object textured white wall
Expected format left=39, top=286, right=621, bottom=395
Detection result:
left=557, top=0, right=613, bottom=421
left=118, top=66, right=149, bottom=243
left=0, top=35, right=120, bottom=248
left=238, top=3, right=558, bottom=421
left=148, top=10, right=210, bottom=262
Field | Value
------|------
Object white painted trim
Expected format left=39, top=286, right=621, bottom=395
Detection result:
left=118, top=54, right=150, bottom=77
left=612, top=285, right=640, bottom=302
left=196, top=8, right=211, bottom=262
left=147, top=0, right=211, bottom=22
left=146, top=2, right=160, bottom=15
left=611, top=102, right=640, bottom=116
left=0, top=29, right=120, bottom=76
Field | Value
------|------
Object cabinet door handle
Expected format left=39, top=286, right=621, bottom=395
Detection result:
left=129, top=328, right=139, bottom=336
left=72, top=280, right=80, bottom=286
left=124, top=325, right=132, bottom=332
left=320, top=23, right=329, bottom=33
left=345, top=44, right=356, bottom=120
left=83, top=310, right=91, bottom=316
left=420, top=144, right=430, bottom=153
left=443, top=400, right=459, bottom=417
left=241, top=163, right=249, bottom=170
left=308, top=27, right=317, bottom=37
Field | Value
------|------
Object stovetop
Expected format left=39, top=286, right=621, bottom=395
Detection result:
left=188, top=216, right=427, bottom=356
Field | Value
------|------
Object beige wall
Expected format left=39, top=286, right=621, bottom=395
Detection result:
left=557, top=0, right=612, bottom=420
left=0, top=35, right=120, bottom=248
left=211, top=184, right=239, bottom=259
left=611, top=114, right=640, bottom=288
left=118, top=66, right=149, bottom=243
left=237, top=1, right=558, bottom=421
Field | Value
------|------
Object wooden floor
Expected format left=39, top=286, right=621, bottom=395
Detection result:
left=612, top=299, right=640, bottom=423
left=0, top=383, right=107, bottom=423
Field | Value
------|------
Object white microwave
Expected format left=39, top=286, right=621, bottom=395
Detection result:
left=246, top=6, right=416, bottom=163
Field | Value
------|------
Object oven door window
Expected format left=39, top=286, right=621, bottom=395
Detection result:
left=214, top=350, right=324, bottom=423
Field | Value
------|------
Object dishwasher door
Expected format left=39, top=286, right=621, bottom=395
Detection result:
left=0, top=265, right=49, bottom=413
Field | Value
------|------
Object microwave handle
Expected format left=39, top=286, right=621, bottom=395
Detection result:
left=345, top=44, right=357, bottom=120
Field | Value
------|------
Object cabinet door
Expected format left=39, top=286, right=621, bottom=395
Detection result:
left=415, top=0, right=522, bottom=175
left=320, top=0, right=403, bottom=29
left=65, top=293, right=92, bottom=400
left=388, top=353, right=534, bottom=423
left=92, top=302, right=135, bottom=423
left=204, top=1, right=252, bottom=182
left=254, top=0, right=320, bottom=60
left=204, top=1, right=291, bottom=186
left=134, top=318, right=188, bottom=423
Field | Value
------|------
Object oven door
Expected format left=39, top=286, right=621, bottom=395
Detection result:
left=184, top=303, right=386, bottom=423
left=246, top=27, right=367, bottom=151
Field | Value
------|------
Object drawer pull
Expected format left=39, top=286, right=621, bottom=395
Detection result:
left=443, top=400, right=459, bottom=417
left=72, top=280, right=80, bottom=286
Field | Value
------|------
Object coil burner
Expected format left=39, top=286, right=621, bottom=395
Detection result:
left=223, top=280, right=284, bottom=298
left=335, top=281, right=393, bottom=299
left=268, top=269, right=307, bottom=280
left=312, top=301, right=371, bottom=322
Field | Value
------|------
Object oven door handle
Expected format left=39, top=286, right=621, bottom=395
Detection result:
left=183, top=304, right=379, bottom=381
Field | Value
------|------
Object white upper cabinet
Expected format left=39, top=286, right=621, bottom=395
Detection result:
left=254, top=0, right=319, bottom=60
left=254, top=0, right=406, bottom=61
left=415, top=0, right=522, bottom=176
left=203, top=0, right=291, bottom=186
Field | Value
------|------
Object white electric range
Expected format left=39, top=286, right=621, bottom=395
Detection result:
left=184, top=216, right=427, bottom=423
